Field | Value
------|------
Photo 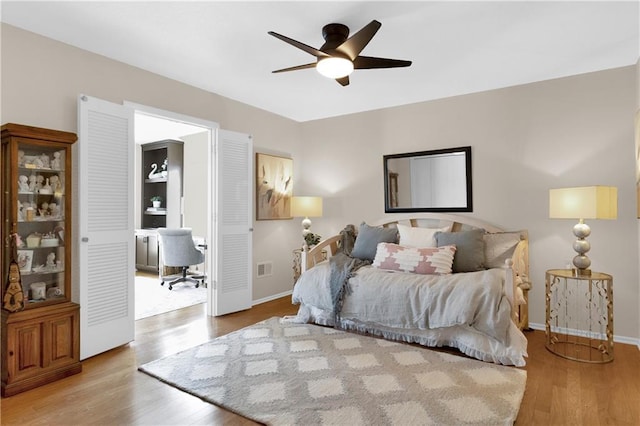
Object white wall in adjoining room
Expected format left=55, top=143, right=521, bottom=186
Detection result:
left=299, top=66, right=639, bottom=342
left=181, top=131, right=209, bottom=238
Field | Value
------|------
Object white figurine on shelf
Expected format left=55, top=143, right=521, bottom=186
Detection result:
left=39, top=202, right=49, bottom=218
left=46, top=252, right=56, bottom=269
left=35, top=175, right=44, bottom=191
left=51, top=151, right=62, bottom=170
left=28, top=174, right=37, bottom=191
left=18, top=175, right=30, bottom=192
left=148, top=163, right=162, bottom=179
left=18, top=150, right=25, bottom=166
left=39, top=178, right=52, bottom=194
left=49, top=202, right=59, bottom=218
left=49, top=175, right=62, bottom=194
left=17, top=201, right=24, bottom=221
left=161, top=158, right=168, bottom=178
left=40, top=153, right=50, bottom=169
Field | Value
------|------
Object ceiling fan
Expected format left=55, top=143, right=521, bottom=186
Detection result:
left=268, top=20, right=412, bottom=86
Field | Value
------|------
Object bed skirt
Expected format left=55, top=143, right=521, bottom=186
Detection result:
left=288, top=304, right=528, bottom=367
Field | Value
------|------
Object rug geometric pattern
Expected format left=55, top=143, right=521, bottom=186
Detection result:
left=139, top=317, right=526, bottom=425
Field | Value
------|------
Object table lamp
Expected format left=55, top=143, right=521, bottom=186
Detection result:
left=549, top=186, right=617, bottom=276
left=291, top=196, right=323, bottom=237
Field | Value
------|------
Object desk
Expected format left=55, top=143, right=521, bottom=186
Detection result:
left=545, top=269, right=613, bottom=363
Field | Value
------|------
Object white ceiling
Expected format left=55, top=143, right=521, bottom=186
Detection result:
left=1, top=1, right=638, bottom=122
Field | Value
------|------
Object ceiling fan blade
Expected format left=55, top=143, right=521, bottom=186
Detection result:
left=272, top=63, right=317, bottom=73
left=337, top=20, right=381, bottom=60
left=353, top=55, right=412, bottom=69
left=336, top=76, right=350, bottom=86
left=268, top=31, right=330, bottom=58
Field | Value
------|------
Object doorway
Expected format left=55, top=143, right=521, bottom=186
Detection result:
left=133, top=112, right=210, bottom=320
left=79, top=95, right=252, bottom=359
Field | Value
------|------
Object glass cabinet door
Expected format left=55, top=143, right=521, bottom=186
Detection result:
left=13, top=141, right=70, bottom=306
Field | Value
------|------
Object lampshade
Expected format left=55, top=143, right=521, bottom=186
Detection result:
left=549, top=186, right=617, bottom=276
left=291, top=196, right=323, bottom=218
left=316, top=57, right=354, bottom=79
left=549, top=186, right=617, bottom=220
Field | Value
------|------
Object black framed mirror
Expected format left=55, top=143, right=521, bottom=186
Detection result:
left=384, top=146, right=472, bottom=213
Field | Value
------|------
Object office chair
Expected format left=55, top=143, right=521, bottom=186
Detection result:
left=157, top=228, right=206, bottom=290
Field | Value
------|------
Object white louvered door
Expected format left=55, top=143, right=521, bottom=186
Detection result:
left=78, top=95, right=134, bottom=359
left=210, top=129, right=253, bottom=316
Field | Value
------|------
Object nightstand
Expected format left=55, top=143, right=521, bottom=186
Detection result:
left=545, top=269, right=613, bottom=363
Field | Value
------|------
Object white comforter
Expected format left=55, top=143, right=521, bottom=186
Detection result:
left=291, top=262, right=528, bottom=366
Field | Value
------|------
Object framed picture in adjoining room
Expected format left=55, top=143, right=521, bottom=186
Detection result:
left=256, top=153, right=293, bottom=220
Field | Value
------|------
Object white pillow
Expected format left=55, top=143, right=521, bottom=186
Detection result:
left=397, top=223, right=452, bottom=248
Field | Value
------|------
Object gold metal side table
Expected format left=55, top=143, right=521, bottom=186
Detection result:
left=545, top=269, right=613, bottom=363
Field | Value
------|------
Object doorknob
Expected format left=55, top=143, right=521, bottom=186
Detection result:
left=82, top=237, right=89, bottom=242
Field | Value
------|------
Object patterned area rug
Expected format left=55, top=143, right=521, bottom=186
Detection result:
left=139, top=317, right=526, bottom=425
left=135, top=273, right=207, bottom=320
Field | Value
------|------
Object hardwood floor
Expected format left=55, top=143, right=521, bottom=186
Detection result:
left=1, top=298, right=638, bottom=425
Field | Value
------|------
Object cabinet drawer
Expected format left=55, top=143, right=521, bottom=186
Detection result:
left=48, top=312, right=78, bottom=368
left=8, top=321, right=43, bottom=382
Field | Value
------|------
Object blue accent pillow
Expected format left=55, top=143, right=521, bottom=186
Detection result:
left=435, top=228, right=485, bottom=273
left=351, top=222, right=398, bottom=261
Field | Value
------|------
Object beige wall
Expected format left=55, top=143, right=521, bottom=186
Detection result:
left=2, top=24, right=639, bottom=341
left=0, top=24, right=303, bottom=302
left=299, top=66, right=639, bottom=341
left=637, top=58, right=640, bottom=344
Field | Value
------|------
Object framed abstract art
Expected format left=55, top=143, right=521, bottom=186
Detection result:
left=256, top=153, right=293, bottom=220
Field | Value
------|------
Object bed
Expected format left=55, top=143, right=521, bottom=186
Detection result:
left=290, top=213, right=531, bottom=366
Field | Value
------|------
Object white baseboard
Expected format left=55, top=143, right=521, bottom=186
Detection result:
left=529, top=322, right=640, bottom=348
left=252, top=290, right=293, bottom=306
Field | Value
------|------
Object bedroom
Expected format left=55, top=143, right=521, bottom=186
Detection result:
left=1, top=1, right=639, bottom=424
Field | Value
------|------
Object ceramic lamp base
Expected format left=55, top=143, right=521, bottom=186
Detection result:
left=572, top=219, right=592, bottom=274
left=301, top=217, right=312, bottom=236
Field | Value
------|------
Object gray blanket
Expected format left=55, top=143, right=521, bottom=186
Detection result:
left=329, top=225, right=371, bottom=326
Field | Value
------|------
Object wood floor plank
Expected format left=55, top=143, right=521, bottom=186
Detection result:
left=1, top=298, right=638, bottom=425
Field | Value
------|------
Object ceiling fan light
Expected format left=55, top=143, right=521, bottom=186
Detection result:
left=317, top=57, right=354, bottom=79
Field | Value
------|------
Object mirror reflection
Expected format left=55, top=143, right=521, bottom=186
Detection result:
left=384, top=146, right=472, bottom=213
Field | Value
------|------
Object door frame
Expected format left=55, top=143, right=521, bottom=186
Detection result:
left=124, top=101, right=219, bottom=314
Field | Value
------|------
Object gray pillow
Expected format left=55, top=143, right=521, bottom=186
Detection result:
left=435, top=229, right=485, bottom=273
left=483, top=231, right=523, bottom=269
left=351, top=222, right=398, bottom=261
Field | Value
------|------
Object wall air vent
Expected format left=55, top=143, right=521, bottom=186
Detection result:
left=257, top=261, right=273, bottom=278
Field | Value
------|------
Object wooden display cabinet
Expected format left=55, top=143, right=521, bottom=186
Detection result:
left=1, top=123, right=81, bottom=397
